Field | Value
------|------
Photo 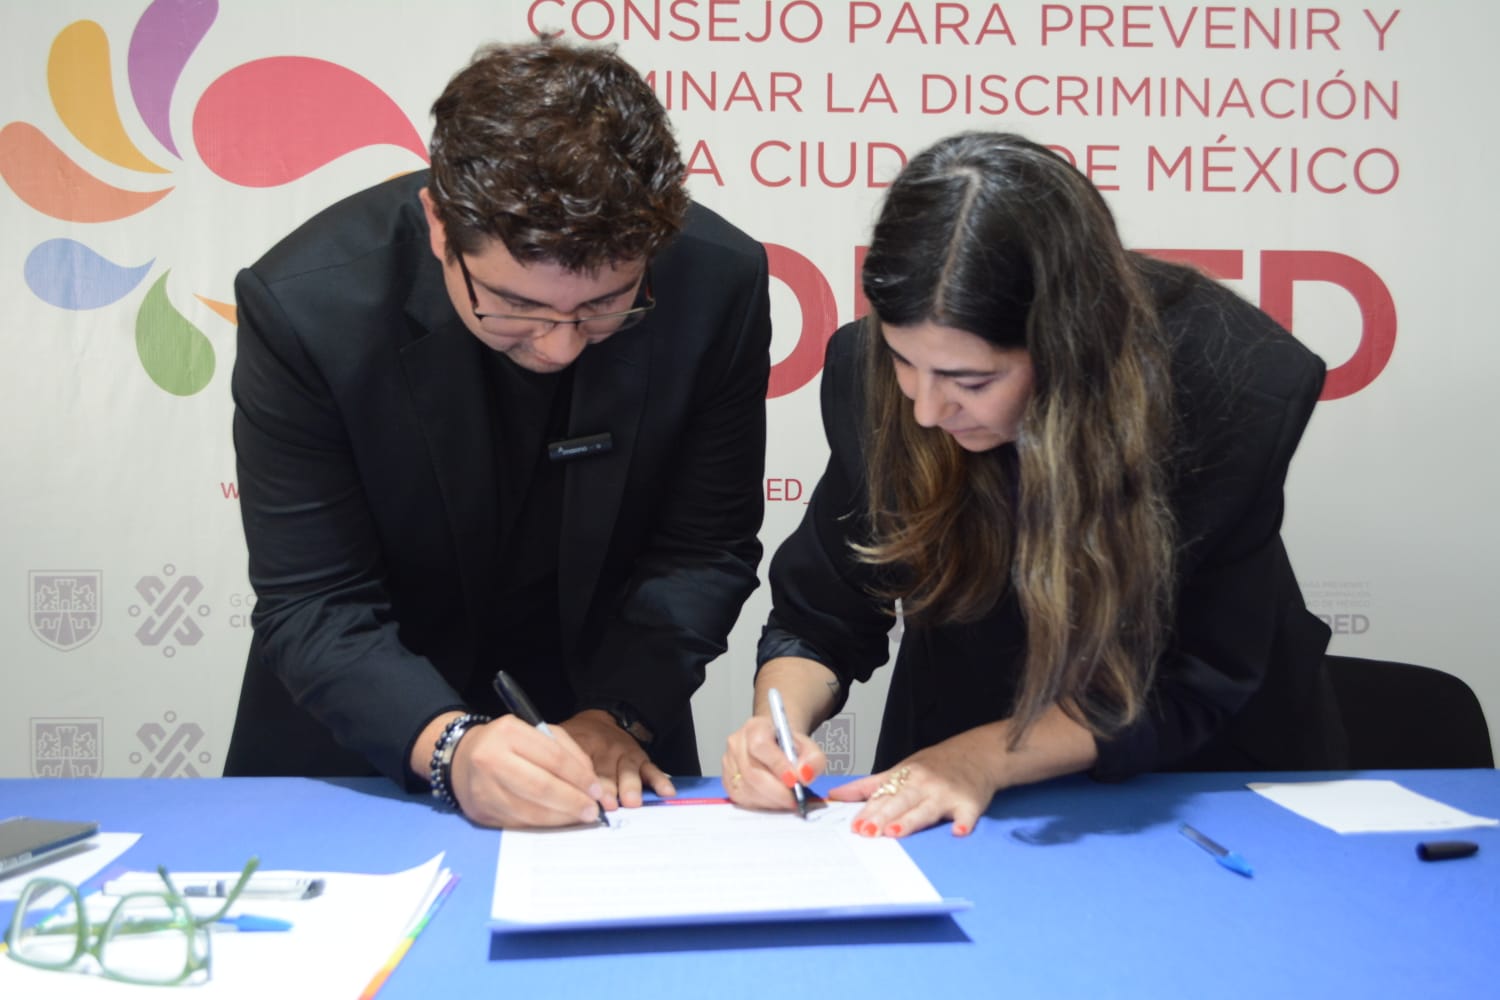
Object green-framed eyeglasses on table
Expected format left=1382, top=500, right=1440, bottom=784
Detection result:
left=4, top=856, right=260, bottom=986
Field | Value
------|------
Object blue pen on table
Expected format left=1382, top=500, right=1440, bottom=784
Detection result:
left=1179, top=823, right=1254, bottom=878
left=492, top=670, right=609, bottom=828
left=766, top=687, right=809, bottom=820
left=213, top=915, right=293, bottom=933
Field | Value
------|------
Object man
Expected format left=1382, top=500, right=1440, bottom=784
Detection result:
left=223, top=40, right=771, bottom=829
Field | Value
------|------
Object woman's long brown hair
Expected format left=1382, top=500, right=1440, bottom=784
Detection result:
left=856, top=132, right=1177, bottom=745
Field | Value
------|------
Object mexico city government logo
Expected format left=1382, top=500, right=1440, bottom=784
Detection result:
left=129, top=564, right=210, bottom=656
left=0, top=0, right=425, bottom=396
left=133, top=710, right=210, bottom=778
left=29, top=570, right=102, bottom=651
left=33, top=718, right=103, bottom=777
left=813, top=714, right=855, bottom=775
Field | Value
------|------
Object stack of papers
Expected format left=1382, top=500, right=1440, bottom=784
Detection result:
left=491, top=800, right=968, bottom=931
left=0, top=854, right=452, bottom=997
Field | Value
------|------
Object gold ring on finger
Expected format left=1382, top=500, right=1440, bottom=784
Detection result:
left=870, top=765, right=912, bottom=799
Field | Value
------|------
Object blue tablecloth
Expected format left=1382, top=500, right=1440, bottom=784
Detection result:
left=3, top=769, right=1496, bottom=998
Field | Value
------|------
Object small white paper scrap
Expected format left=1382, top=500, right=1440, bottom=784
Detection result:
left=1248, top=779, right=1500, bottom=834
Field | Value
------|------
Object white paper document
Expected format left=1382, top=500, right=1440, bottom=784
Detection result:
left=1249, top=779, right=1500, bottom=834
left=491, top=800, right=968, bottom=931
left=0, top=853, right=451, bottom=997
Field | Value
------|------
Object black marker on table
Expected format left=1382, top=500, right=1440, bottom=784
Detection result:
left=1417, top=840, right=1479, bottom=861
left=492, top=670, right=609, bottom=828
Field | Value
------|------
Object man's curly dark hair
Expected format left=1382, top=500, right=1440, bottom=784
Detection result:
left=427, top=40, right=688, bottom=273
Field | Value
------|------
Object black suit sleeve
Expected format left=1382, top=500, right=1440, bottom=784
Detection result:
left=568, top=245, right=773, bottom=736
left=757, top=324, right=895, bottom=710
left=232, top=267, right=462, bottom=787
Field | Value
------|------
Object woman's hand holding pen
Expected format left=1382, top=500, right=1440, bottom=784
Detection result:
left=724, top=656, right=840, bottom=811
left=722, top=714, right=825, bottom=811
left=449, top=715, right=608, bottom=828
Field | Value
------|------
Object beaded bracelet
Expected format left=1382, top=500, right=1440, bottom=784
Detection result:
left=428, top=713, right=491, bottom=811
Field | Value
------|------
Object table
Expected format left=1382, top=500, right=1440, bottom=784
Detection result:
left=3, top=770, right=1496, bottom=998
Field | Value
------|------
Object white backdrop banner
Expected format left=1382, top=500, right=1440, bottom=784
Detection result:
left=2, top=1, right=1493, bottom=779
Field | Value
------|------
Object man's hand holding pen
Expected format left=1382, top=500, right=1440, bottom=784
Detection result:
left=449, top=715, right=608, bottom=829
left=452, top=671, right=675, bottom=828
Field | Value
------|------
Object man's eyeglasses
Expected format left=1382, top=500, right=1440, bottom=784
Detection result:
left=456, top=253, right=655, bottom=340
left=4, top=857, right=259, bottom=987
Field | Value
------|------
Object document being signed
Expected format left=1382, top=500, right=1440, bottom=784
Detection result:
left=490, top=800, right=969, bottom=931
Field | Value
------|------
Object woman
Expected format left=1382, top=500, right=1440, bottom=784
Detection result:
left=723, top=132, right=1346, bottom=838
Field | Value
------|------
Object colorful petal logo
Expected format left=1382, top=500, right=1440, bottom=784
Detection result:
left=0, top=0, right=427, bottom=395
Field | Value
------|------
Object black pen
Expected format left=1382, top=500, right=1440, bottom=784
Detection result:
left=492, top=671, right=609, bottom=828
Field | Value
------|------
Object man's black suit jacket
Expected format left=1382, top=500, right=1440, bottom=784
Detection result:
left=224, top=171, right=771, bottom=788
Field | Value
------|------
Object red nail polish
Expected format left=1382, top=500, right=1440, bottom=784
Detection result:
left=780, top=770, right=796, bottom=788
left=886, top=823, right=902, bottom=837
left=799, top=763, right=815, bottom=784
left=953, top=823, right=970, bottom=836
